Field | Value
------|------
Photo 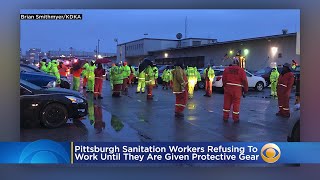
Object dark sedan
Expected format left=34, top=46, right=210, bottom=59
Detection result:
left=20, top=79, right=88, bottom=128
left=20, top=64, right=71, bottom=89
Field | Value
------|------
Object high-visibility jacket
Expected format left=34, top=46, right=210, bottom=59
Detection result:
left=162, top=69, right=171, bottom=82
left=50, top=60, right=60, bottom=83
left=196, top=70, right=201, bottom=82
left=153, top=66, right=159, bottom=78
left=46, top=62, right=52, bottom=74
left=137, top=69, right=146, bottom=81
left=40, top=61, right=47, bottom=72
left=145, top=66, right=155, bottom=85
left=222, top=65, right=248, bottom=92
left=110, top=66, right=123, bottom=85
left=204, top=67, right=215, bottom=82
left=87, top=65, right=96, bottom=80
left=82, top=63, right=89, bottom=77
left=169, top=69, right=173, bottom=81
left=270, top=69, right=280, bottom=83
left=186, top=67, right=197, bottom=78
left=122, top=65, right=131, bottom=78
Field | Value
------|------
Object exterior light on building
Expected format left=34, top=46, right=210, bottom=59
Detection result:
left=244, top=49, right=249, bottom=56
left=164, top=53, right=168, bottom=58
left=229, top=50, right=233, bottom=55
left=271, top=47, right=278, bottom=56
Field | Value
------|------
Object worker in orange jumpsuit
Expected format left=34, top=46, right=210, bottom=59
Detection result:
left=222, top=59, right=248, bottom=123
left=276, top=63, right=295, bottom=118
left=58, top=62, right=68, bottom=77
left=172, top=63, right=188, bottom=118
left=94, top=63, right=106, bottom=100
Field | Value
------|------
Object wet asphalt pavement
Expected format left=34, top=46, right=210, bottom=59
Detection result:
left=21, top=79, right=296, bottom=142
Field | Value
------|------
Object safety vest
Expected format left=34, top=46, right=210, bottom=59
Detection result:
left=205, top=67, right=215, bottom=81
left=153, top=66, right=159, bottom=78
left=122, top=65, right=131, bottom=78
left=82, top=63, right=89, bottom=77
left=40, top=62, right=47, bottom=72
left=87, top=65, right=96, bottom=80
left=111, top=66, right=123, bottom=85
left=187, top=67, right=196, bottom=77
left=145, top=66, right=155, bottom=85
left=270, top=69, right=280, bottom=83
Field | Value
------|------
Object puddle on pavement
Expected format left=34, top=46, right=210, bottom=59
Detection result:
left=79, top=101, right=142, bottom=141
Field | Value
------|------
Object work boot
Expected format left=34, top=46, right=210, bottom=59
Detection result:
left=276, top=112, right=282, bottom=116
left=98, top=96, right=103, bottom=99
left=83, top=86, right=86, bottom=89
left=142, top=91, right=145, bottom=93
left=136, top=91, right=140, bottom=94
left=223, top=118, right=228, bottom=123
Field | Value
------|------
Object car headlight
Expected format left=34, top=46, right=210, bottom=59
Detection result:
left=65, top=96, right=84, bottom=103
left=47, top=81, right=56, bottom=88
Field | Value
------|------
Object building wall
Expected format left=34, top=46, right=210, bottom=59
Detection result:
left=150, top=35, right=300, bottom=71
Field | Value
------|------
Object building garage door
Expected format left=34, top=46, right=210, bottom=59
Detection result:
left=155, top=56, right=204, bottom=68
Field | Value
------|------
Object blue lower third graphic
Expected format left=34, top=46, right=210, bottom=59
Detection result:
left=1, top=142, right=320, bottom=164
left=0, top=140, right=70, bottom=164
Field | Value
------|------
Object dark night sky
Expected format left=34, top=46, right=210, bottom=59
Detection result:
left=20, top=9, right=299, bottom=54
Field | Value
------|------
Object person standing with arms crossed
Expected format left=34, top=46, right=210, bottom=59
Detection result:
left=222, top=59, right=248, bottom=123
left=94, top=63, right=105, bottom=100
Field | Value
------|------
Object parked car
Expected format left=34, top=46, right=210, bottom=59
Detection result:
left=20, top=71, right=57, bottom=88
left=213, top=68, right=267, bottom=92
left=20, top=79, right=88, bottom=128
left=287, top=105, right=300, bottom=142
left=254, top=67, right=283, bottom=87
left=20, top=64, right=71, bottom=89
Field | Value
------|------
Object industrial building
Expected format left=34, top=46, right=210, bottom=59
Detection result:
left=116, top=38, right=217, bottom=65
left=117, top=32, right=300, bottom=71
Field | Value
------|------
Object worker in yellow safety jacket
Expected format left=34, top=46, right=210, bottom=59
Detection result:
left=186, top=66, right=198, bottom=99
left=204, top=64, right=215, bottom=97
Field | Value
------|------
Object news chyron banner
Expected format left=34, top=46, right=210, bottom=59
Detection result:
left=1, top=140, right=320, bottom=164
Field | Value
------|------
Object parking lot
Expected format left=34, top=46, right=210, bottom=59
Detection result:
left=21, top=80, right=296, bottom=142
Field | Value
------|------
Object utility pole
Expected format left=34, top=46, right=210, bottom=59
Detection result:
left=185, top=16, right=188, bottom=39
left=95, top=46, right=98, bottom=60
left=97, top=39, right=100, bottom=56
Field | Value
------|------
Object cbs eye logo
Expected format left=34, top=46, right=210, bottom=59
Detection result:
left=260, top=143, right=281, bottom=163
left=19, top=140, right=70, bottom=164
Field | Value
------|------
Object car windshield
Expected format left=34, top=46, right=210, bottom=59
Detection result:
left=20, top=79, right=42, bottom=90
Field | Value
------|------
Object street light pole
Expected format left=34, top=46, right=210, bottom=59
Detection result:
left=97, top=39, right=100, bottom=56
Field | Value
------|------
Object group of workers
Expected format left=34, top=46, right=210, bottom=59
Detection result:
left=39, top=59, right=63, bottom=85
left=44, top=57, right=295, bottom=122
left=73, top=60, right=106, bottom=100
